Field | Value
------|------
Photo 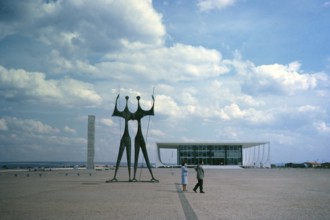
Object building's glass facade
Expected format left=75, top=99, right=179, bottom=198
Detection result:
left=178, top=144, right=242, bottom=165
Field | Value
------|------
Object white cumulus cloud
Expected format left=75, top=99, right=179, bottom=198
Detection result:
left=0, top=65, right=102, bottom=106
left=5, top=117, right=59, bottom=134
left=198, top=0, right=236, bottom=11
left=64, top=126, right=76, bottom=134
left=101, top=43, right=229, bottom=83
left=100, top=118, right=114, bottom=127
left=0, top=118, right=8, bottom=131
left=241, top=61, right=318, bottom=96
left=314, top=121, right=330, bottom=134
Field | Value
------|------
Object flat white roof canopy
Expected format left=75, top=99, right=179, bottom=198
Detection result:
left=157, top=142, right=269, bottom=149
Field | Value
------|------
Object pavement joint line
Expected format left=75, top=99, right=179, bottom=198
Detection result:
left=175, top=183, right=198, bottom=220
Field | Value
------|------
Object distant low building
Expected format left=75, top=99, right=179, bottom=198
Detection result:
left=304, top=162, right=321, bottom=168
left=156, top=142, right=270, bottom=168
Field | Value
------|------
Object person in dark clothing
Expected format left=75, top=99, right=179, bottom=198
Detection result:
left=193, top=160, right=205, bottom=193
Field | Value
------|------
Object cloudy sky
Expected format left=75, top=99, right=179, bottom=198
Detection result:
left=0, top=0, right=329, bottom=164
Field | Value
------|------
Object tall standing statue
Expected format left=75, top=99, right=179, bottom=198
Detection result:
left=132, top=96, right=159, bottom=182
left=107, top=95, right=134, bottom=182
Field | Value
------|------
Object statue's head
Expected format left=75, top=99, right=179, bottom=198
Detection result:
left=136, top=96, right=141, bottom=100
left=125, top=96, right=129, bottom=100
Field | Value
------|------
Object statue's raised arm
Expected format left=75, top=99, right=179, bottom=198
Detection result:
left=150, top=95, right=155, bottom=115
left=112, top=94, right=121, bottom=117
left=135, top=95, right=154, bottom=119
left=112, top=95, right=133, bottom=119
left=145, top=95, right=155, bottom=116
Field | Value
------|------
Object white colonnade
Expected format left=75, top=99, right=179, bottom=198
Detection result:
left=242, top=143, right=271, bottom=168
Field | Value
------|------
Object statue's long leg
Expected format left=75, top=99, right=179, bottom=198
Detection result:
left=125, top=136, right=132, bottom=182
left=140, top=136, right=158, bottom=182
left=132, top=137, right=140, bottom=181
left=107, top=139, right=125, bottom=182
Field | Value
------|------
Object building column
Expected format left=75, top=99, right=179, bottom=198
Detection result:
left=265, top=142, right=271, bottom=168
left=260, top=144, right=265, bottom=168
left=243, top=148, right=247, bottom=166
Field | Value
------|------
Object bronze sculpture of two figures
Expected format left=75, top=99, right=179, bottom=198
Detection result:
left=106, top=94, right=158, bottom=182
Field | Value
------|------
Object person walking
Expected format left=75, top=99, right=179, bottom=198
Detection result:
left=193, top=160, right=205, bottom=193
left=181, top=161, right=188, bottom=191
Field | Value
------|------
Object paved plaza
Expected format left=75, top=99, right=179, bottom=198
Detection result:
left=0, top=168, right=329, bottom=220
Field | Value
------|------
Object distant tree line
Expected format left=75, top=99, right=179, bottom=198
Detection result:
left=273, top=162, right=330, bottom=168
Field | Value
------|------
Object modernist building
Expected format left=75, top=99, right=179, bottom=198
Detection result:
left=157, top=142, right=270, bottom=168
left=87, top=115, right=95, bottom=170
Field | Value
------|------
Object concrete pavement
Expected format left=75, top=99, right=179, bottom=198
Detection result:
left=1, top=168, right=329, bottom=220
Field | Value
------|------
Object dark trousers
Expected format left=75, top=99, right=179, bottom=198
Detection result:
left=193, top=178, right=203, bottom=192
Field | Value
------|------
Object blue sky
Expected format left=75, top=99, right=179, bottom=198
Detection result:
left=0, top=0, right=329, bottom=164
